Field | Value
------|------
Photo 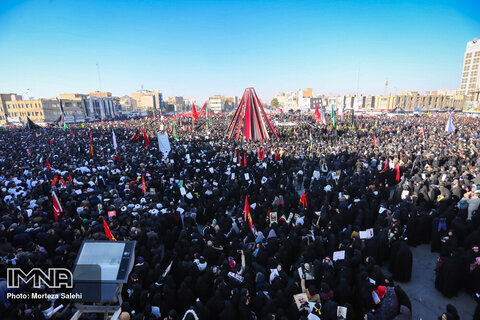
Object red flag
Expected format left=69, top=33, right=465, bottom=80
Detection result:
left=267, top=207, right=270, bottom=221
left=261, top=148, right=266, bottom=161
left=293, top=128, right=297, bottom=136
left=27, top=148, right=31, bottom=154
left=49, top=139, right=53, bottom=145
left=131, top=130, right=140, bottom=142
left=238, top=154, right=241, bottom=165
left=51, top=175, right=59, bottom=187
left=279, top=108, right=284, bottom=114
left=198, top=102, right=207, bottom=117
left=60, top=177, right=66, bottom=187
left=243, top=152, right=247, bottom=167
left=380, top=158, right=388, bottom=173
left=68, top=174, right=73, bottom=185
left=142, top=174, right=147, bottom=193
left=275, top=153, right=280, bottom=161
left=192, top=103, right=199, bottom=123
left=394, top=163, right=401, bottom=182
left=141, top=128, right=150, bottom=149
left=235, top=149, right=237, bottom=157
left=102, top=216, right=116, bottom=241
left=299, top=189, right=307, bottom=207
left=243, top=196, right=253, bottom=229
left=315, top=104, right=321, bottom=123
left=46, top=160, right=51, bottom=170
left=52, top=191, right=63, bottom=222
left=257, top=147, right=261, bottom=161
left=373, top=135, right=377, bottom=148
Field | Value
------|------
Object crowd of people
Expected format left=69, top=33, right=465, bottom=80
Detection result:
left=0, top=111, right=479, bottom=320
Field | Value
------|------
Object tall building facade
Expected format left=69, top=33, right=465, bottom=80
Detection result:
left=208, top=95, right=226, bottom=113
left=0, top=94, right=22, bottom=124
left=5, top=99, right=62, bottom=124
left=131, top=90, right=163, bottom=114
left=460, top=38, right=480, bottom=100
left=59, top=94, right=88, bottom=122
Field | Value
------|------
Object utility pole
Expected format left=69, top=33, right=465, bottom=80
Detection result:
left=384, top=79, right=389, bottom=96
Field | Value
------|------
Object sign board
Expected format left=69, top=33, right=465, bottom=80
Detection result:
left=333, top=250, right=345, bottom=261
left=157, top=132, right=171, bottom=158
left=360, top=228, right=374, bottom=239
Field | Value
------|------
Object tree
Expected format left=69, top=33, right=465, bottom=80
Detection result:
left=271, top=98, right=279, bottom=108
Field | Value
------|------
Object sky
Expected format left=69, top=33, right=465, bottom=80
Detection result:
left=0, top=0, right=479, bottom=102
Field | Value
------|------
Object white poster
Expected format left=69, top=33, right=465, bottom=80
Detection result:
left=333, top=250, right=345, bottom=261
left=360, top=228, right=374, bottom=239
left=157, top=132, right=171, bottom=158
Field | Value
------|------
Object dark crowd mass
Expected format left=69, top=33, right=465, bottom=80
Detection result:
left=0, top=112, right=480, bottom=320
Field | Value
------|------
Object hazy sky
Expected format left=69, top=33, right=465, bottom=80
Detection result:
left=0, top=0, right=479, bottom=102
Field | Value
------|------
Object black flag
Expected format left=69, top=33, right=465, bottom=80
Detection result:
left=26, top=117, right=40, bottom=130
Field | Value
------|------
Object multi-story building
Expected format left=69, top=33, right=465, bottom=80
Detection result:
left=302, top=88, right=313, bottom=98
left=460, top=38, right=480, bottom=101
left=208, top=95, right=226, bottom=113
left=374, top=96, right=395, bottom=111
left=119, top=95, right=137, bottom=113
left=310, top=97, right=323, bottom=109
left=59, top=94, right=88, bottom=122
left=5, top=98, right=62, bottom=124
left=88, top=91, right=112, bottom=98
left=131, top=90, right=163, bottom=114
left=84, top=96, right=117, bottom=120
left=0, top=94, right=22, bottom=124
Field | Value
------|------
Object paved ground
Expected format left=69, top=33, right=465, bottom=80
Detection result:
left=383, top=244, right=476, bottom=320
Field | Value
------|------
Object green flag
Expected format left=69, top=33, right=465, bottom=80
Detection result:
left=81, top=123, right=85, bottom=128
left=63, top=122, right=67, bottom=132
left=331, top=106, right=335, bottom=127
left=209, top=115, right=212, bottom=125
left=173, top=124, right=178, bottom=141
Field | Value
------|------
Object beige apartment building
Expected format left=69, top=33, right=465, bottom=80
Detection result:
left=0, top=93, right=22, bottom=124
left=59, top=94, right=88, bottom=122
left=460, top=38, right=480, bottom=100
left=5, top=99, right=62, bottom=124
left=88, top=91, right=112, bottom=98
left=131, top=90, right=163, bottom=113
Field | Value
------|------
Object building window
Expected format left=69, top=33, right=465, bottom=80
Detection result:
left=473, top=64, right=479, bottom=70
left=469, top=83, right=476, bottom=88
left=461, top=85, right=466, bottom=89
left=466, top=53, right=472, bottom=58
left=464, top=66, right=470, bottom=71
left=474, top=58, right=480, bottom=63
left=465, top=59, right=471, bottom=65
left=475, top=51, right=480, bottom=57
left=471, top=71, right=478, bottom=76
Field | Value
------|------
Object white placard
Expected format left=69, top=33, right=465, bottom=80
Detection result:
left=360, top=228, right=374, bottom=239
left=231, top=173, right=235, bottom=180
left=180, top=187, right=186, bottom=196
left=333, top=250, right=345, bottom=261
left=157, top=132, right=171, bottom=158
left=244, top=173, right=250, bottom=180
